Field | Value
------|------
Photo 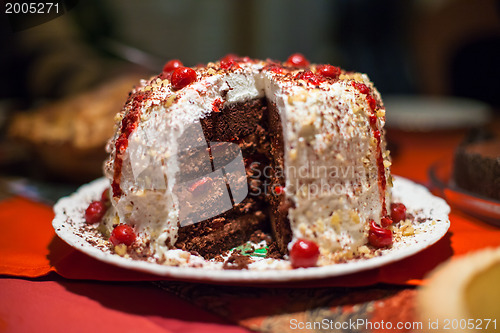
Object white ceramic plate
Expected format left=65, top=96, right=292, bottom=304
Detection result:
left=384, top=95, right=492, bottom=131
left=53, top=176, right=450, bottom=282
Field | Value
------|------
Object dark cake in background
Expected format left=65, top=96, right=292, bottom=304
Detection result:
left=453, top=127, right=500, bottom=202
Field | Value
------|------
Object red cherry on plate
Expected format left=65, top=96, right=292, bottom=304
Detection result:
left=290, top=239, right=320, bottom=268
left=368, top=220, right=393, bottom=248
left=286, top=53, right=310, bottom=67
left=109, top=224, right=136, bottom=246
left=171, top=67, right=197, bottom=90
left=316, top=64, right=341, bottom=79
left=391, top=203, right=407, bottom=223
left=162, top=59, right=183, bottom=73
left=85, top=201, right=107, bottom=224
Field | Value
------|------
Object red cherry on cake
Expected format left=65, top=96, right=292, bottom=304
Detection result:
left=316, top=64, right=341, bottom=79
left=85, top=201, right=107, bottom=224
left=286, top=53, right=310, bottom=67
left=221, top=53, right=239, bottom=62
left=109, top=224, right=136, bottom=246
left=368, top=220, right=392, bottom=248
left=220, top=58, right=240, bottom=70
left=220, top=54, right=242, bottom=69
left=290, top=239, right=320, bottom=268
left=391, top=203, right=407, bottom=223
left=162, top=59, right=183, bottom=73
left=171, top=67, right=197, bottom=90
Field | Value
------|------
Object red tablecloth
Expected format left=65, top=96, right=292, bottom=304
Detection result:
left=0, top=278, right=250, bottom=333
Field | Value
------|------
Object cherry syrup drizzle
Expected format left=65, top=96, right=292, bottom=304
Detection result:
left=351, top=81, right=387, bottom=216
left=112, top=91, right=150, bottom=198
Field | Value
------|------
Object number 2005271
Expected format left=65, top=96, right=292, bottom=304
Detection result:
left=441, top=319, right=496, bottom=330
left=5, top=2, right=59, bottom=14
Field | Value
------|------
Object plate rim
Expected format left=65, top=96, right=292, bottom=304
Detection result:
left=52, top=176, right=451, bottom=283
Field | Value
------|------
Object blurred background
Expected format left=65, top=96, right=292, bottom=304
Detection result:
left=0, top=0, right=499, bottom=201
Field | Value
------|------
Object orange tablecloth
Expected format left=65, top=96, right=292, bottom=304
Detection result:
left=1, top=129, right=499, bottom=332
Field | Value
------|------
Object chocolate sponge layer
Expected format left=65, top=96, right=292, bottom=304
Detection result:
left=174, top=98, right=292, bottom=258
